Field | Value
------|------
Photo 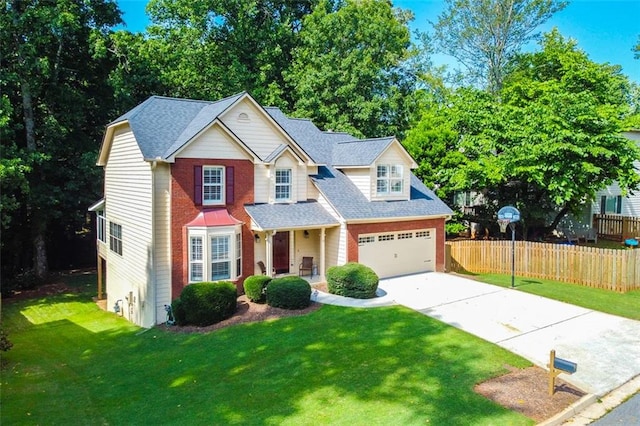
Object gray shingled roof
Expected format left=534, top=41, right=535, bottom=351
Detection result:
left=245, top=201, right=340, bottom=230
left=311, top=167, right=453, bottom=220
left=111, top=93, right=244, bottom=160
left=331, top=137, right=395, bottom=167
left=110, top=93, right=452, bottom=224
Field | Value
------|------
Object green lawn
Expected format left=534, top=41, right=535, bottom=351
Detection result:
left=471, top=273, right=640, bottom=321
left=1, top=273, right=534, bottom=425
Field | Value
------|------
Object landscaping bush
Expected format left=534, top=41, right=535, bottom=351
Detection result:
left=172, top=281, right=237, bottom=326
left=266, top=276, right=311, bottom=310
left=243, top=275, right=272, bottom=303
left=326, top=262, right=379, bottom=299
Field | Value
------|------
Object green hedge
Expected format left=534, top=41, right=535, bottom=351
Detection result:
left=172, top=281, right=237, bottom=326
left=266, top=276, right=311, bottom=310
left=243, top=275, right=272, bottom=303
left=326, top=262, right=379, bottom=299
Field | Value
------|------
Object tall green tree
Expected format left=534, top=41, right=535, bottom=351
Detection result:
left=142, top=0, right=318, bottom=106
left=432, top=0, right=567, bottom=93
left=405, top=30, right=640, bottom=236
left=286, top=0, right=419, bottom=138
left=1, top=0, right=122, bottom=280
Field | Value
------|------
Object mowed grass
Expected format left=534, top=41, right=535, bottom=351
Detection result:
left=1, top=274, right=534, bottom=425
left=473, top=273, right=640, bottom=321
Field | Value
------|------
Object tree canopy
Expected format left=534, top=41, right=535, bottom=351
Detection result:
left=286, top=0, right=418, bottom=138
left=405, top=30, right=640, bottom=235
left=431, top=0, right=567, bottom=93
left=1, top=0, right=122, bottom=279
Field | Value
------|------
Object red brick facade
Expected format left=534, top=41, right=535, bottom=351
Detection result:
left=346, top=218, right=447, bottom=272
left=170, top=158, right=255, bottom=298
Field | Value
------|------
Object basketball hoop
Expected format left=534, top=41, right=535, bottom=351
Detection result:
left=497, top=205, right=521, bottom=288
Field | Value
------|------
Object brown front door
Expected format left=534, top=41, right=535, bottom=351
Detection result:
left=273, top=231, right=289, bottom=274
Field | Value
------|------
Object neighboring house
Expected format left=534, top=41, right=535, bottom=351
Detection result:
left=89, top=92, right=453, bottom=327
left=561, top=130, right=640, bottom=233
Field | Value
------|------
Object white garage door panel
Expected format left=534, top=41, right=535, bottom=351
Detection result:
left=358, top=229, right=435, bottom=278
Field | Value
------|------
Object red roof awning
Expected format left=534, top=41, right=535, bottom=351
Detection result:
left=185, top=209, right=243, bottom=227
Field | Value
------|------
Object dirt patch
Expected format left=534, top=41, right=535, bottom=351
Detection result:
left=475, top=364, right=586, bottom=422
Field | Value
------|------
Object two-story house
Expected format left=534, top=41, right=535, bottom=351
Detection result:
left=90, top=93, right=453, bottom=327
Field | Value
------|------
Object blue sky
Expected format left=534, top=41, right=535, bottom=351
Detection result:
left=116, top=0, right=639, bottom=83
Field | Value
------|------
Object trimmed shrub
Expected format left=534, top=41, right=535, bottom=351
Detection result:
left=243, top=275, right=272, bottom=303
left=172, top=281, right=237, bottom=326
left=171, top=297, right=186, bottom=326
left=326, top=262, right=379, bottom=299
left=266, top=276, right=311, bottom=310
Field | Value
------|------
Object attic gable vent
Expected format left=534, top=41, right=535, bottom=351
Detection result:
left=238, top=112, right=250, bottom=121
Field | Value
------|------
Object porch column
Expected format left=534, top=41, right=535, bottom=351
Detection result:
left=265, top=231, right=275, bottom=277
left=320, top=228, right=326, bottom=281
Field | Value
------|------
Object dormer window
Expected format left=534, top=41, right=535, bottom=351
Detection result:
left=377, top=165, right=403, bottom=195
left=275, top=168, right=292, bottom=201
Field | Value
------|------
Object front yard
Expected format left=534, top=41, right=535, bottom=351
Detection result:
left=1, top=272, right=535, bottom=425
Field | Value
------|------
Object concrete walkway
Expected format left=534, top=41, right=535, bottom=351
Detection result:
left=313, top=272, right=640, bottom=398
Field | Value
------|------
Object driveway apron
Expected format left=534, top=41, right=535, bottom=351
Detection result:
left=378, top=273, right=640, bottom=397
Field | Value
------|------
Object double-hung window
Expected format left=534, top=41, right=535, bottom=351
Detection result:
left=210, top=235, right=230, bottom=281
left=275, top=168, right=291, bottom=201
left=203, top=166, right=224, bottom=205
left=109, top=222, right=123, bottom=255
left=189, top=236, right=204, bottom=281
left=377, top=165, right=403, bottom=195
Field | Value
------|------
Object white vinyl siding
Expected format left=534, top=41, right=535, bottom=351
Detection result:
left=177, top=125, right=251, bottom=159
left=152, top=162, right=172, bottom=322
left=343, top=169, right=371, bottom=201
left=221, top=101, right=289, bottom=160
left=254, top=164, right=270, bottom=204
left=103, top=126, right=155, bottom=327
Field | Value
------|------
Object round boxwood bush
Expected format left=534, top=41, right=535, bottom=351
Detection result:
left=243, top=275, right=272, bottom=303
left=326, top=262, right=379, bottom=299
left=266, top=276, right=311, bottom=310
left=172, top=281, right=237, bottom=326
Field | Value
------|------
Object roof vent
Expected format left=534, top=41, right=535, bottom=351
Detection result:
left=238, top=112, right=249, bottom=121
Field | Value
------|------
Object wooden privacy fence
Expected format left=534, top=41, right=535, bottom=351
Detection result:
left=446, top=240, right=640, bottom=293
left=592, top=214, right=640, bottom=241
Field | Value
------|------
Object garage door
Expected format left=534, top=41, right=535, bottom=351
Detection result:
left=357, top=229, right=436, bottom=278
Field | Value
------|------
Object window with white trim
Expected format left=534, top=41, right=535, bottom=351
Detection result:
left=96, top=210, right=106, bottom=243
left=236, top=233, right=242, bottom=277
left=211, top=236, right=230, bottom=280
left=187, top=226, right=242, bottom=283
left=377, top=165, right=403, bottom=195
left=203, top=166, right=224, bottom=205
left=275, top=168, right=291, bottom=201
left=109, top=222, right=122, bottom=255
left=189, top=236, right=203, bottom=281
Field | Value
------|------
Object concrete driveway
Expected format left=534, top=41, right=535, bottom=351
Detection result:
left=378, top=273, right=640, bottom=397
